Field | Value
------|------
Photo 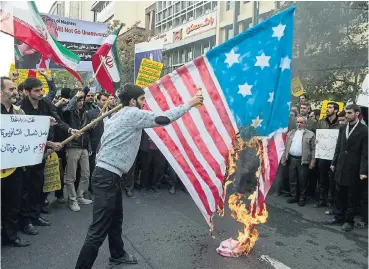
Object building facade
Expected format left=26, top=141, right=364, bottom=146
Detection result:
left=91, top=1, right=155, bottom=32
left=216, top=1, right=286, bottom=45
left=150, top=1, right=218, bottom=75
left=49, top=1, right=94, bottom=21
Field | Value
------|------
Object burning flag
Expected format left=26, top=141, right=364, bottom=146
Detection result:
left=144, top=6, right=295, bottom=255
left=0, top=1, right=82, bottom=83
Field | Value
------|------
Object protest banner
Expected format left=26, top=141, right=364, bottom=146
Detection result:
left=315, top=129, right=339, bottom=160
left=0, top=115, right=50, bottom=169
left=291, top=77, right=304, bottom=97
left=134, top=40, right=163, bottom=82
left=319, top=100, right=344, bottom=119
left=14, top=14, right=108, bottom=72
left=135, top=58, right=164, bottom=88
left=43, top=152, right=61, bottom=193
left=9, top=64, right=51, bottom=95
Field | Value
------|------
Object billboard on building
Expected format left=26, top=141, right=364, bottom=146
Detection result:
left=134, top=39, right=164, bottom=83
left=148, top=11, right=216, bottom=46
left=14, top=14, right=109, bottom=72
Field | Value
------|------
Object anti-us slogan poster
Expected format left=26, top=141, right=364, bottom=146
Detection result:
left=14, top=14, right=108, bottom=71
left=1, top=115, right=50, bottom=169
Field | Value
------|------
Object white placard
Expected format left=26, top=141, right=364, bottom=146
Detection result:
left=357, top=74, right=368, bottom=107
left=315, top=129, right=339, bottom=160
left=0, top=115, right=50, bottom=169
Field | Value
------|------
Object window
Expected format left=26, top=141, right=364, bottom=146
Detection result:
left=225, top=25, right=234, bottom=41
left=243, top=1, right=250, bottom=4
left=226, top=1, right=235, bottom=11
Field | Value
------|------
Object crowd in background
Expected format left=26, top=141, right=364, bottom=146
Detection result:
left=273, top=94, right=368, bottom=232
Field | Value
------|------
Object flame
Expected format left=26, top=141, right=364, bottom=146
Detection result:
left=221, top=134, right=268, bottom=256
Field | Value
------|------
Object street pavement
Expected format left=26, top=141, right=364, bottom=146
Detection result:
left=2, top=187, right=368, bottom=269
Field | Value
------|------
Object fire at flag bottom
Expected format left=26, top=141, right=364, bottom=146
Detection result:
left=143, top=6, right=295, bottom=255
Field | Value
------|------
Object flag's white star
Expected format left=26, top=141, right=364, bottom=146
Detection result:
left=251, top=116, right=263, bottom=129
left=224, top=49, right=240, bottom=67
left=280, top=56, right=291, bottom=71
left=255, top=53, right=271, bottom=70
left=272, top=23, right=286, bottom=41
left=238, top=83, right=253, bottom=97
left=267, top=92, right=274, bottom=103
left=287, top=101, right=291, bottom=107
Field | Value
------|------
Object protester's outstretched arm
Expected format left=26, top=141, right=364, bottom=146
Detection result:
left=134, top=91, right=203, bottom=129
left=39, top=69, right=57, bottom=102
left=62, top=91, right=85, bottom=112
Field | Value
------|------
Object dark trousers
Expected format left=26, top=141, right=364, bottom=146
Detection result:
left=75, top=167, right=126, bottom=269
left=167, top=164, right=179, bottom=187
left=20, top=162, right=45, bottom=225
left=140, top=149, right=166, bottom=189
left=334, top=182, right=361, bottom=224
left=273, top=163, right=290, bottom=194
left=123, top=157, right=137, bottom=192
left=288, top=156, right=309, bottom=201
left=318, top=159, right=335, bottom=203
left=308, top=166, right=318, bottom=197
left=1, top=168, right=23, bottom=242
left=88, top=152, right=96, bottom=193
left=360, top=179, right=368, bottom=223
left=55, top=150, right=67, bottom=199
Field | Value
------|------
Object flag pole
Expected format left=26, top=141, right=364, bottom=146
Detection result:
left=45, top=103, right=123, bottom=158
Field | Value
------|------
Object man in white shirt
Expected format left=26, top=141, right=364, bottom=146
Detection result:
left=281, top=116, right=316, bottom=206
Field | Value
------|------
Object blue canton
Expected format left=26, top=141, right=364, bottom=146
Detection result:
left=206, top=6, right=295, bottom=138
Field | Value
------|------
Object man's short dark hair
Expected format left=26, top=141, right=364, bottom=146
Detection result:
left=60, top=88, right=72, bottom=99
left=313, top=109, right=321, bottom=116
left=118, top=84, right=145, bottom=106
left=23, top=77, right=42, bottom=91
left=17, top=82, right=24, bottom=92
left=299, top=102, right=310, bottom=109
left=299, top=94, right=308, bottom=100
left=327, top=102, right=339, bottom=111
left=1, top=76, right=11, bottom=91
left=97, top=92, right=109, bottom=100
left=345, top=104, right=361, bottom=113
left=338, top=110, right=346, bottom=117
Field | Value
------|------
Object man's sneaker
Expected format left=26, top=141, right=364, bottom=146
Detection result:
left=169, top=186, right=176, bottom=195
left=57, top=197, right=66, bottom=204
left=341, top=222, right=354, bottom=232
left=77, top=198, right=93, bottom=205
left=69, top=201, right=80, bottom=212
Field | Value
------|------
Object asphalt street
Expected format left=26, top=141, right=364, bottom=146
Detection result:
left=2, top=188, right=368, bottom=269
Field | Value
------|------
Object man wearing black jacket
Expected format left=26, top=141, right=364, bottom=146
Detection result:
left=63, top=92, right=93, bottom=212
left=85, top=92, right=108, bottom=195
left=326, top=104, right=368, bottom=232
left=18, top=77, right=78, bottom=235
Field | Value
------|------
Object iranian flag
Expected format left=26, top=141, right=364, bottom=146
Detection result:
left=92, top=25, right=123, bottom=95
left=0, top=1, right=82, bottom=82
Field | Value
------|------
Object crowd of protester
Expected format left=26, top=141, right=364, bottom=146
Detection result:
left=1, top=71, right=182, bottom=248
left=273, top=94, right=368, bottom=232
left=1, top=72, right=367, bottom=249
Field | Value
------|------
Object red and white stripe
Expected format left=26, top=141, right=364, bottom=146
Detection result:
left=144, top=55, right=286, bottom=224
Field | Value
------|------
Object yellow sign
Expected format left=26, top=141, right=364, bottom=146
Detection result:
left=135, top=58, right=163, bottom=89
left=319, top=100, right=344, bottom=119
left=43, top=152, right=61, bottom=193
left=9, top=64, right=51, bottom=95
left=291, top=77, right=304, bottom=97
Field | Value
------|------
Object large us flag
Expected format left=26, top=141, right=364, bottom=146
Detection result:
left=144, top=7, right=295, bottom=224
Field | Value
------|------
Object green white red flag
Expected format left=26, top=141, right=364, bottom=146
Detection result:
left=0, top=1, right=82, bottom=83
left=92, top=25, right=123, bottom=95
